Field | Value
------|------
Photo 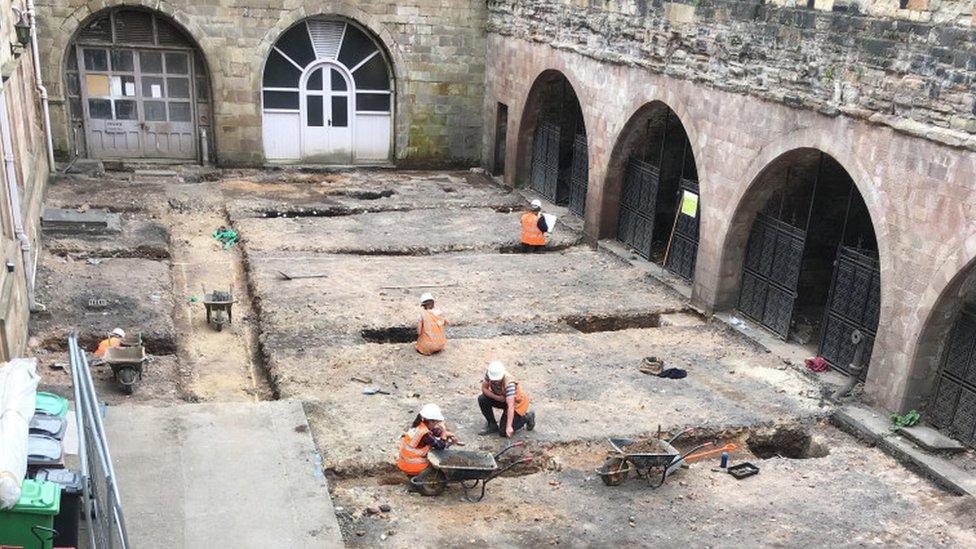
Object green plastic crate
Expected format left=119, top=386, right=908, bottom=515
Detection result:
left=35, top=392, right=68, bottom=419
left=0, top=479, right=62, bottom=549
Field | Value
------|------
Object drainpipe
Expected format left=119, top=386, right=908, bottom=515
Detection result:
left=0, top=88, right=37, bottom=311
left=26, top=0, right=56, bottom=170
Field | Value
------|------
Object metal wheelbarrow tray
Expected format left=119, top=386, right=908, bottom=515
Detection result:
left=103, top=345, right=148, bottom=394
left=597, top=429, right=712, bottom=488
left=201, top=287, right=236, bottom=331
left=411, top=442, right=532, bottom=502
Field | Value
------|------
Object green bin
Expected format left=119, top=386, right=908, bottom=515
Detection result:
left=35, top=392, right=69, bottom=419
left=0, top=479, right=62, bottom=549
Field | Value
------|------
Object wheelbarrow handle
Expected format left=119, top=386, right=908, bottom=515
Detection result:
left=493, top=440, right=524, bottom=459
left=667, top=428, right=693, bottom=445
left=676, top=441, right=713, bottom=464
left=488, top=456, right=534, bottom=482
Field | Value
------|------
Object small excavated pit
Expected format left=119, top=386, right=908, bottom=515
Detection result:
left=360, top=326, right=418, bottom=344
left=342, top=189, right=395, bottom=200
left=564, top=312, right=661, bottom=333
left=746, top=427, right=830, bottom=459
left=259, top=208, right=350, bottom=219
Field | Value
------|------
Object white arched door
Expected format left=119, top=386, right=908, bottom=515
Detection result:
left=301, top=63, right=353, bottom=163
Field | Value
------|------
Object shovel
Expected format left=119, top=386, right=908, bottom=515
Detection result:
left=362, top=387, right=390, bottom=395
left=279, top=271, right=329, bottom=281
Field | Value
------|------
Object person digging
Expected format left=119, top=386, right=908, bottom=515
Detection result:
left=519, top=199, right=549, bottom=252
left=396, top=403, right=459, bottom=490
left=94, top=328, right=125, bottom=358
left=415, top=292, right=447, bottom=355
left=478, top=361, right=535, bottom=437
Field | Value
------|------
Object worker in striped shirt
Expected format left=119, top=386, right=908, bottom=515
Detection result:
left=478, top=361, right=535, bottom=438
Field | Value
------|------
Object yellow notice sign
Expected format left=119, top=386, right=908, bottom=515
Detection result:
left=680, top=190, right=699, bottom=218
left=85, top=74, right=110, bottom=96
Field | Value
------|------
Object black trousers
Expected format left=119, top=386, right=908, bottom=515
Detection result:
left=479, top=394, right=527, bottom=431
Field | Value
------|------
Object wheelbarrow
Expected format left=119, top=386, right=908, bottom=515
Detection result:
left=411, top=441, right=533, bottom=502
left=202, top=287, right=236, bottom=332
left=597, top=429, right=712, bottom=488
left=102, top=344, right=148, bottom=394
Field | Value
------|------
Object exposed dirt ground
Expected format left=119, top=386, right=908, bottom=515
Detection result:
left=32, top=168, right=976, bottom=546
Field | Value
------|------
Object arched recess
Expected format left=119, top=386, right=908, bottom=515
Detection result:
left=63, top=7, right=214, bottom=161
left=515, top=70, right=588, bottom=217
left=603, top=102, right=700, bottom=280
left=261, top=18, right=394, bottom=164
left=909, top=250, right=976, bottom=448
left=728, top=149, right=882, bottom=378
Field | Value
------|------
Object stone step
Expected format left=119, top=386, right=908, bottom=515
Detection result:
left=899, top=425, right=967, bottom=454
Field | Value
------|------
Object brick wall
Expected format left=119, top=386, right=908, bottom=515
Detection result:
left=35, top=0, right=487, bottom=167
left=487, top=0, right=976, bottom=150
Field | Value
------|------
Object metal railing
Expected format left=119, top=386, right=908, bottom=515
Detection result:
left=69, top=333, right=130, bottom=549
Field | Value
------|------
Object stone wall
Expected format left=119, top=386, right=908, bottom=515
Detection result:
left=35, top=0, right=487, bottom=167
left=0, top=0, right=51, bottom=359
left=487, top=0, right=976, bottom=150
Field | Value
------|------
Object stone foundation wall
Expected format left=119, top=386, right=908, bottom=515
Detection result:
left=487, top=0, right=976, bottom=150
left=35, top=0, right=487, bottom=166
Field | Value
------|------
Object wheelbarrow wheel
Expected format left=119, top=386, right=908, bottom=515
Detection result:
left=117, top=367, right=138, bottom=395
left=415, top=469, right=447, bottom=497
left=600, top=457, right=628, bottom=486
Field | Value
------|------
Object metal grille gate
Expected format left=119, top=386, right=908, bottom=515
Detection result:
left=616, top=158, right=660, bottom=259
left=931, top=306, right=976, bottom=448
left=738, top=213, right=806, bottom=339
left=818, top=246, right=881, bottom=378
left=530, top=121, right=560, bottom=202
left=568, top=134, right=588, bottom=216
left=664, top=178, right=700, bottom=280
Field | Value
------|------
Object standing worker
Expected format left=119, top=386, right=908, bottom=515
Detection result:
left=416, top=293, right=447, bottom=355
left=478, top=361, right=535, bottom=437
left=94, top=328, right=125, bottom=358
left=396, top=403, right=459, bottom=482
left=520, top=199, right=549, bottom=252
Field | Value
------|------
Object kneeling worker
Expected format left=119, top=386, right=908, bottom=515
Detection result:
left=479, top=361, right=535, bottom=437
left=416, top=293, right=447, bottom=355
left=520, top=199, right=549, bottom=252
left=396, top=403, right=459, bottom=479
left=94, top=328, right=125, bottom=358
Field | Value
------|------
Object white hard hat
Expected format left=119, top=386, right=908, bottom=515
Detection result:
left=111, top=328, right=125, bottom=338
left=486, top=361, right=506, bottom=381
left=420, top=293, right=434, bottom=304
left=419, top=403, right=444, bottom=421
left=530, top=199, right=542, bottom=210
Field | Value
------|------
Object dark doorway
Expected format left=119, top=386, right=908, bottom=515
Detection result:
left=930, top=305, right=976, bottom=448
left=612, top=104, right=699, bottom=280
left=525, top=71, right=587, bottom=216
left=736, top=150, right=880, bottom=376
left=493, top=103, right=508, bottom=177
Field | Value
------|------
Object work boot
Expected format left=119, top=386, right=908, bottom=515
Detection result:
left=526, top=411, right=536, bottom=431
left=478, top=423, right=499, bottom=436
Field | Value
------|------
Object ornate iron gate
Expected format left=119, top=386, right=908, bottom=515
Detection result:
left=930, top=306, right=976, bottom=448
left=664, top=178, right=700, bottom=281
left=738, top=213, right=806, bottom=339
left=567, top=134, right=588, bottom=216
left=818, top=246, right=881, bottom=378
left=530, top=121, right=560, bottom=202
left=616, top=158, right=659, bottom=259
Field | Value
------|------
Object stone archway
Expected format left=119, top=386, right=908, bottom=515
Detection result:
left=602, top=101, right=701, bottom=281
left=515, top=70, right=589, bottom=217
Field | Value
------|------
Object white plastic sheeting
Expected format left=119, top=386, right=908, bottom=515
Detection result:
left=0, top=358, right=39, bottom=509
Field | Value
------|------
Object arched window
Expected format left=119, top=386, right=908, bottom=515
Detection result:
left=261, top=19, right=394, bottom=163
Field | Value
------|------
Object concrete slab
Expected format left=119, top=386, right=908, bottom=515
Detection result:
left=45, top=175, right=169, bottom=214
left=222, top=170, right=523, bottom=218
left=832, top=404, right=976, bottom=496
left=250, top=249, right=687, bottom=348
left=104, top=401, right=342, bottom=548
left=43, top=214, right=170, bottom=259
left=234, top=208, right=582, bottom=254
left=900, top=425, right=967, bottom=454
left=271, top=325, right=826, bottom=473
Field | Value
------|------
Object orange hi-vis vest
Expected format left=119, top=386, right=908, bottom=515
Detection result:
left=94, top=337, right=121, bottom=358
left=396, top=422, right=431, bottom=475
left=520, top=212, right=546, bottom=246
left=416, top=309, right=446, bottom=355
left=491, top=378, right=531, bottom=416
